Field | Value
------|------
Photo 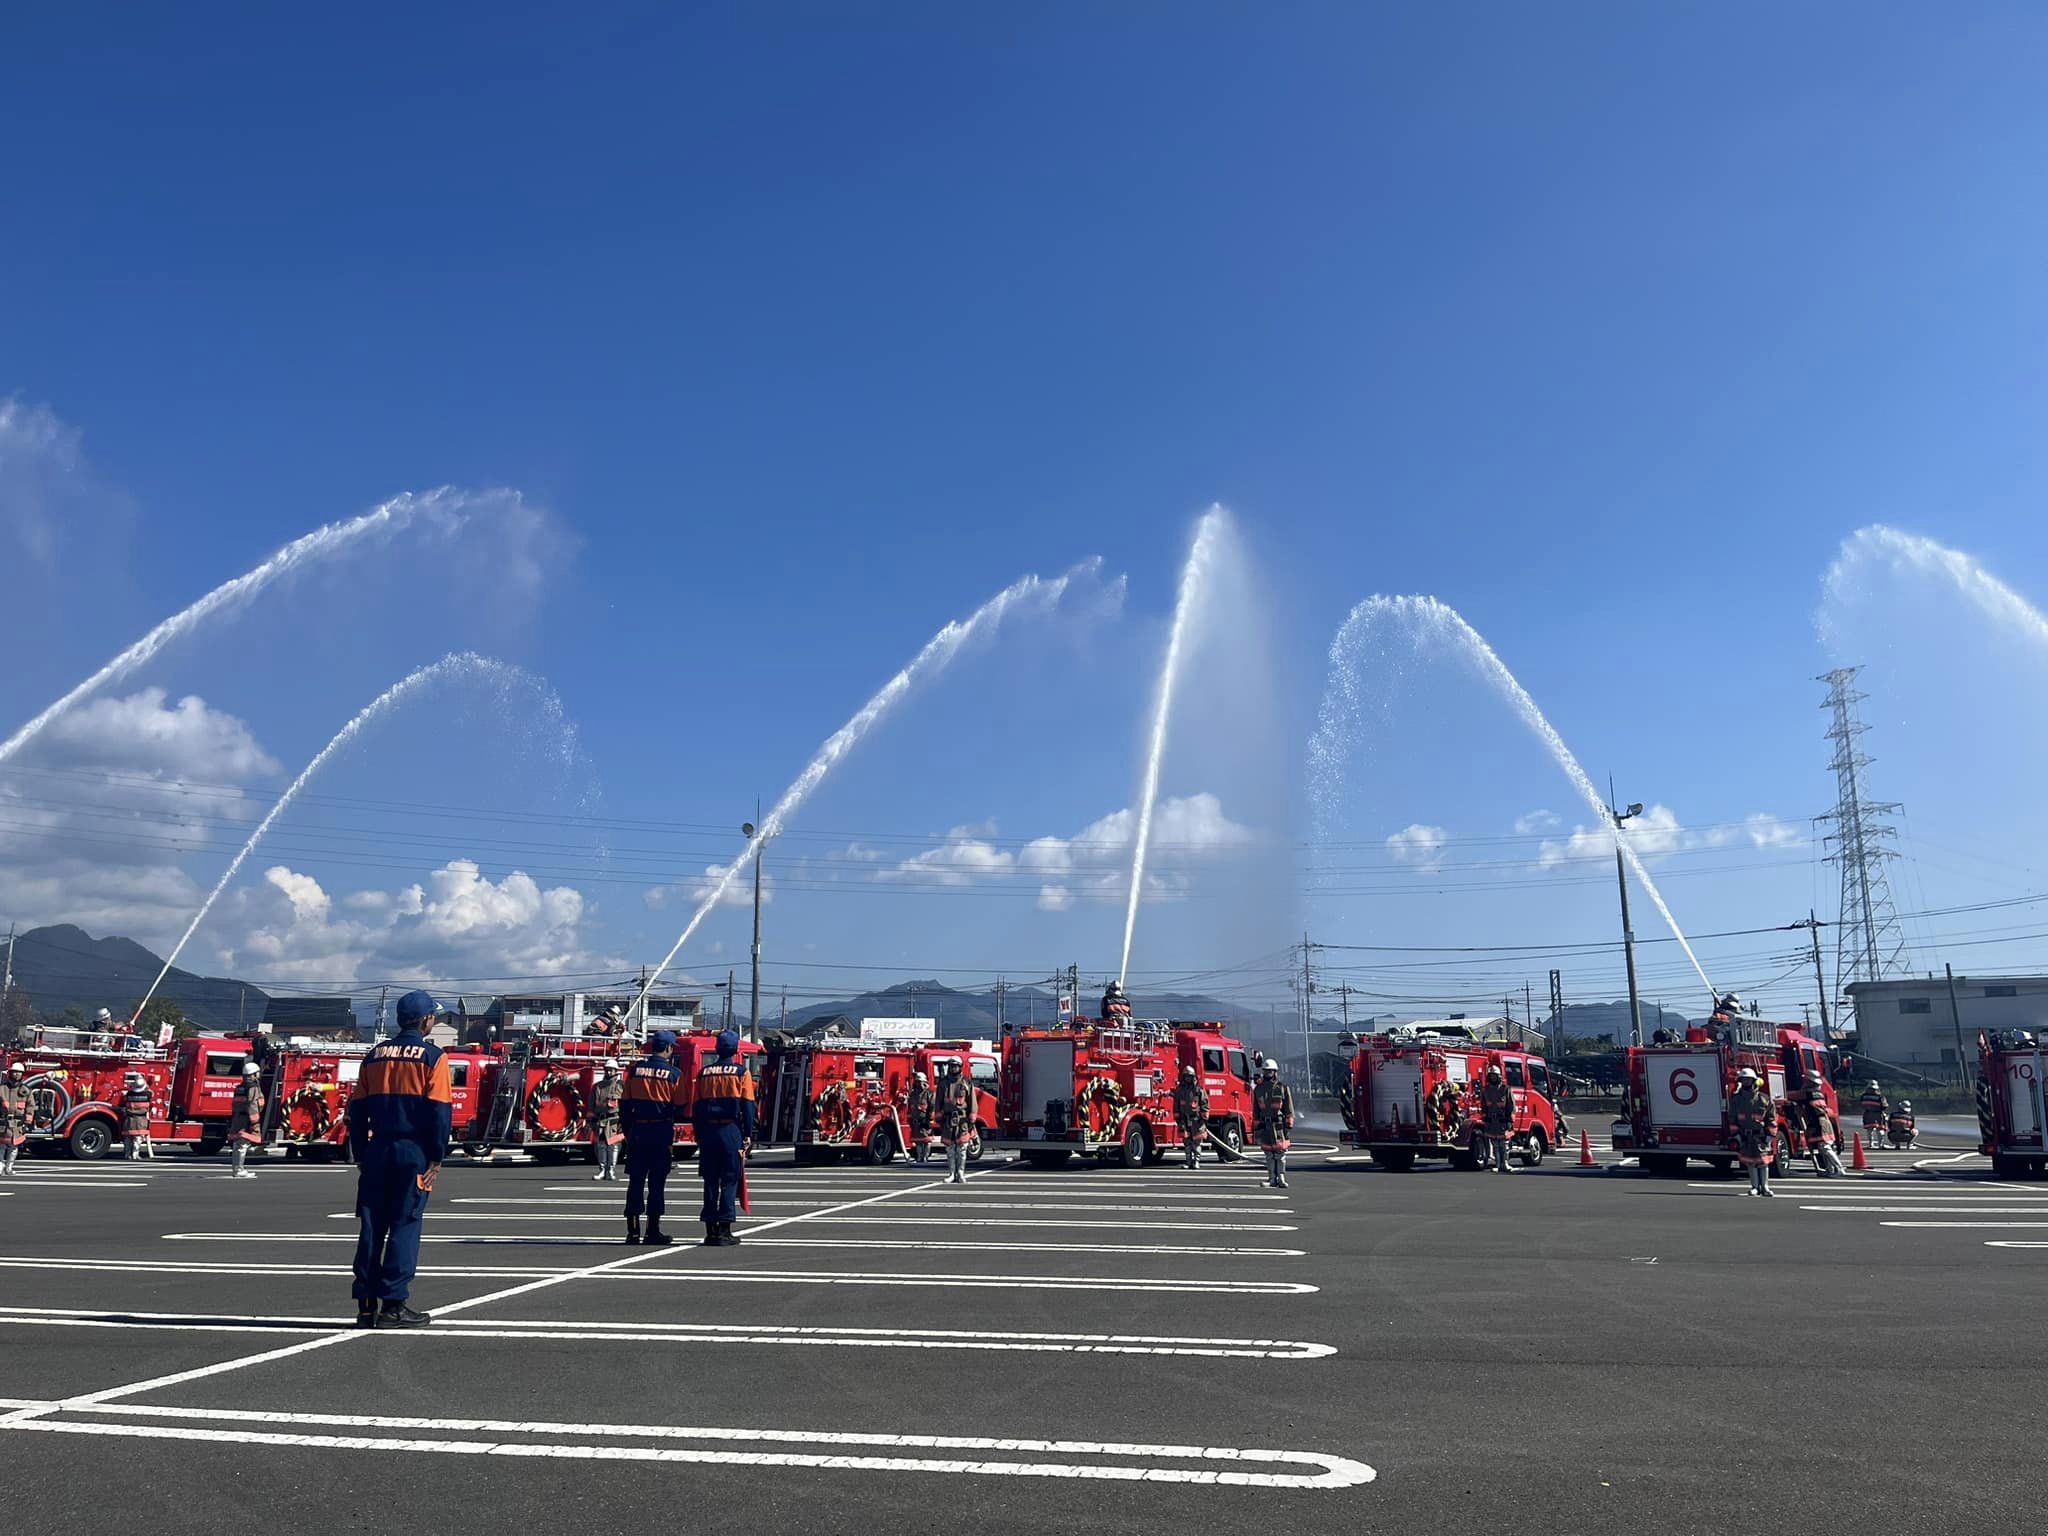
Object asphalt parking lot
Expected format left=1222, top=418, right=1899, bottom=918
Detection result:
left=0, top=1129, right=2034, bottom=1534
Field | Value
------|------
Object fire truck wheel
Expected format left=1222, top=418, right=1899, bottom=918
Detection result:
left=1517, top=1127, right=1548, bottom=1168
left=195, top=1137, right=226, bottom=1157
left=966, top=1129, right=985, bottom=1164
left=1773, top=1130, right=1795, bottom=1176
left=863, top=1125, right=899, bottom=1166
left=1117, top=1121, right=1150, bottom=1168
left=1643, top=1154, right=1686, bottom=1177
left=1448, top=1149, right=1480, bottom=1172
left=1215, top=1120, right=1245, bottom=1159
left=1369, top=1149, right=1416, bottom=1172
left=67, top=1117, right=115, bottom=1161
left=1707, top=1158, right=1737, bottom=1178
left=532, top=1148, right=573, bottom=1166
left=1023, top=1150, right=1071, bottom=1169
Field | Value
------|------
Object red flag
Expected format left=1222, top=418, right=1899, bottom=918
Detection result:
left=739, top=1167, right=751, bottom=1214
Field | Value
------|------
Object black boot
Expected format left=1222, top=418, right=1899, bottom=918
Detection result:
left=379, top=1301, right=433, bottom=1328
left=643, top=1222, right=674, bottom=1247
left=719, top=1222, right=742, bottom=1247
left=702, top=1221, right=720, bottom=1247
left=354, top=1298, right=379, bottom=1329
left=625, top=1218, right=641, bottom=1246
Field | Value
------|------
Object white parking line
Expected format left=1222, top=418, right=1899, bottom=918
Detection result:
left=454, top=1199, right=1293, bottom=1217
left=368, top=1213, right=1298, bottom=1232
left=1878, top=1222, right=2048, bottom=1229
left=0, top=1307, right=1333, bottom=1360
left=0, top=1403, right=1376, bottom=1488
left=745, top=1238, right=1305, bottom=1257
left=1, top=1179, right=153, bottom=1189
left=0, top=1256, right=1317, bottom=1294
left=1802, top=1206, right=2048, bottom=1215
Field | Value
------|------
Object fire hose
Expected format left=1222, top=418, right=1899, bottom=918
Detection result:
left=811, top=1081, right=852, bottom=1143
left=280, top=1086, right=332, bottom=1144
left=1082, top=1076, right=1128, bottom=1140
left=524, top=1072, right=586, bottom=1142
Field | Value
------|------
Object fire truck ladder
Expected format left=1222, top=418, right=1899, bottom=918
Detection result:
left=479, top=1038, right=532, bottom=1148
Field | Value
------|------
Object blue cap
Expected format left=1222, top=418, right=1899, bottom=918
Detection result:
left=394, top=990, right=443, bottom=1029
left=647, top=1030, right=678, bottom=1052
left=716, top=1029, right=740, bottom=1055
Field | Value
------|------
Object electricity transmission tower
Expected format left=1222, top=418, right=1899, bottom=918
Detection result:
left=1816, top=668, right=1906, bottom=1029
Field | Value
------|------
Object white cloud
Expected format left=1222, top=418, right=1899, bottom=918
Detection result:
left=1743, top=813, right=1802, bottom=849
left=1537, top=804, right=1801, bottom=868
left=0, top=397, right=131, bottom=573
left=223, top=859, right=610, bottom=991
left=878, top=793, right=1256, bottom=907
left=1513, top=809, right=1561, bottom=836
left=1386, top=823, right=1449, bottom=873
left=643, top=862, right=775, bottom=912
left=0, top=690, right=278, bottom=951
left=833, top=842, right=888, bottom=863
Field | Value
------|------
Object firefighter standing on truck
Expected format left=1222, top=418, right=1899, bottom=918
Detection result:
left=120, top=1071, right=154, bottom=1160
left=621, top=1031, right=682, bottom=1247
left=692, top=1028, right=755, bottom=1247
left=938, top=1058, right=976, bottom=1185
left=228, top=1060, right=264, bottom=1179
left=589, top=1062, right=624, bottom=1183
left=905, top=1071, right=934, bottom=1165
left=0, top=1062, right=29, bottom=1176
left=1479, top=1065, right=1516, bottom=1174
left=1254, top=1058, right=1294, bottom=1189
left=1173, top=1065, right=1209, bottom=1170
left=346, top=990, right=453, bottom=1327
left=1730, top=1067, right=1776, bottom=1199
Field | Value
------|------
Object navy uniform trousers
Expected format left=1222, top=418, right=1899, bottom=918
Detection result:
left=698, top=1121, right=744, bottom=1224
left=353, top=1142, right=432, bottom=1303
left=624, top=1127, right=674, bottom=1221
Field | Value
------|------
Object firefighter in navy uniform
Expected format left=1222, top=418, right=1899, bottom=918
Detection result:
left=1, top=1062, right=30, bottom=1176
left=1173, top=1066, right=1209, bottom=1169
left=693, top=1029, right=756, bottom=1246
left=346, top=990, right=454, bottom=1327
left=621, top=1032, right=684, bottom=1246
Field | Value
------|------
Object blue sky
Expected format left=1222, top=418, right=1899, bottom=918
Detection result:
left=4, top=4, right=2047, bottom=1028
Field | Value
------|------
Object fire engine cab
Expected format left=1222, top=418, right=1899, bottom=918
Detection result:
left=1976, top=1030, right=2048, bottom=1179
left=1612, top=1017, right=1840, bottom=1177
left=759, top=1038, right=997, bottom=1164
left=2, top=1026, right=253, bottom=1159
left=1338, top=1032, right=1561, bottom=1170
left=991, top=1019, right=1254, bottom=1168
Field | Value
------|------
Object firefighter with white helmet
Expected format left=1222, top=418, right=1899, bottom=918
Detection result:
left=1479, top=1064, right=1516, bottom=1173
left=1730, top=1067, right=1776, bottom=1197
left=1253, top=1057, right=1295, bottom=1189
left=0, top=1062, right=30, bottom=1175
left=120, top=1071, right=154, bottom=1159
left=1860, top=1079, right=1888, bottom=1141
left=936, top=1057, right=977, bottom=1185
left=904, top=1068, right=934, bottom=1165
left=589, top=1062, right=624, bottom=1182
left=1101, top=980, right=1132, bottom=1025
left=228, top=1060, right=264, bottom=1178
left=1889, top=1099, right=1918, bottom=1149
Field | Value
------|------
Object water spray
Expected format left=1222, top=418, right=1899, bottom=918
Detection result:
left=1119, top=507, right=1225, bottom=986
left=0, top=488, right=486, bottom=767
left=629, top=560, right=1102, bottom=1020
left=1821, top=524, right=2048, bottom=654
left=128, top=652, right=540, bottom=1026
left=1314, top=594, right=1717, bottom=1006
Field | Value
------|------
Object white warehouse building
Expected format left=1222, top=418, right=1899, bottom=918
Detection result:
left=1846, top=975, right=2048, bottom=1078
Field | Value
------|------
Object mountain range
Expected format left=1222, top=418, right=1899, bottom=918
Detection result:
left=2, top=924, right=269, bottom=1032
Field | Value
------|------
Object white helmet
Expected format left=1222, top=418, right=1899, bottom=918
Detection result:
left=1737, top=1067, right=1758, bottom=1081
left=94, top=1008, right=114, bottom=1024
left=1900, top=1100, right=1912, bottom=1111
left=241, top=1061, right=261, bottom=1076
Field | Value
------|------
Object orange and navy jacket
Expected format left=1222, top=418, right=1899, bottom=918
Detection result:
left=620, top=1053, right=684, bottom=1134
left=692, top=1053, right=757, bottom=1139
left=346, top=1028, right=454, bottom=1163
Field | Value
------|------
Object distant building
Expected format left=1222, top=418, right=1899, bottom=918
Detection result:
left=262, top=996, right=357, bottom=1040
left=479, top=990, right=705, bottom=1040
left=1847, top=975, right=2048, bottom=1077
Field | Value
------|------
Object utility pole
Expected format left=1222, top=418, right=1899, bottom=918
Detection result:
left=1548, top=969, right=1565, bottom=1059
left=1610, top=786, right=1646, bottom=1048
left=237, top=987, right=246, bottom=1032
left=1793, top=911, right=1833, bottom=1042
left=778, top=987, right=787, bottom=1032
left=1944, top=965, right=1970, bottom=1087
left=3, top=922, right=14, bottom=997
left=376, top=985, right=389, bottom=1039
left=1301, top=933, right=1316, bottom=1079
left=995, top=977, right=1007, bottom=1032
left=1524, top=981, right=1534, bottom=1047
left=723, top=971, right=735, bottom=1031
left=1818, top=668, right=1906, bottom=1035
left=1335, top=982, right=1352, bottom=1032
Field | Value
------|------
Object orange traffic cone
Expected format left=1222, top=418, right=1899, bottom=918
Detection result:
left=1851, top=1133, right=1868, bottom=1171
left=1579, top=1130, right=1596, bottom=1167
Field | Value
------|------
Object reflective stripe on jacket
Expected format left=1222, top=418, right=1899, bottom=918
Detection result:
left=345, top=1030, right=454, bottom=1163
left=692, top=1058, right=757, bottom=1139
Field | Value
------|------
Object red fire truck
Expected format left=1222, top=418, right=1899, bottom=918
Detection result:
left=469, top=1029, right=761, bottom=1161
left=1976, top=1030, right=2048, bottom=1179
left=991, top=1019, right=1255, bottom=1168
left=2, top=1026, right=253, bottom=1158
left=1612, top=1017, right=1840, bottom=1177
left=759, top=1038, right=998, bottom=1164
left=1338, top=1032, right=1562, bottom=1170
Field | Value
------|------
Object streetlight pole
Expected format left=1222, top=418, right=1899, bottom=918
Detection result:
left=743, top=807, right=763, bottom=1043
left=1611, top=794, right=1646, bottom=1048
